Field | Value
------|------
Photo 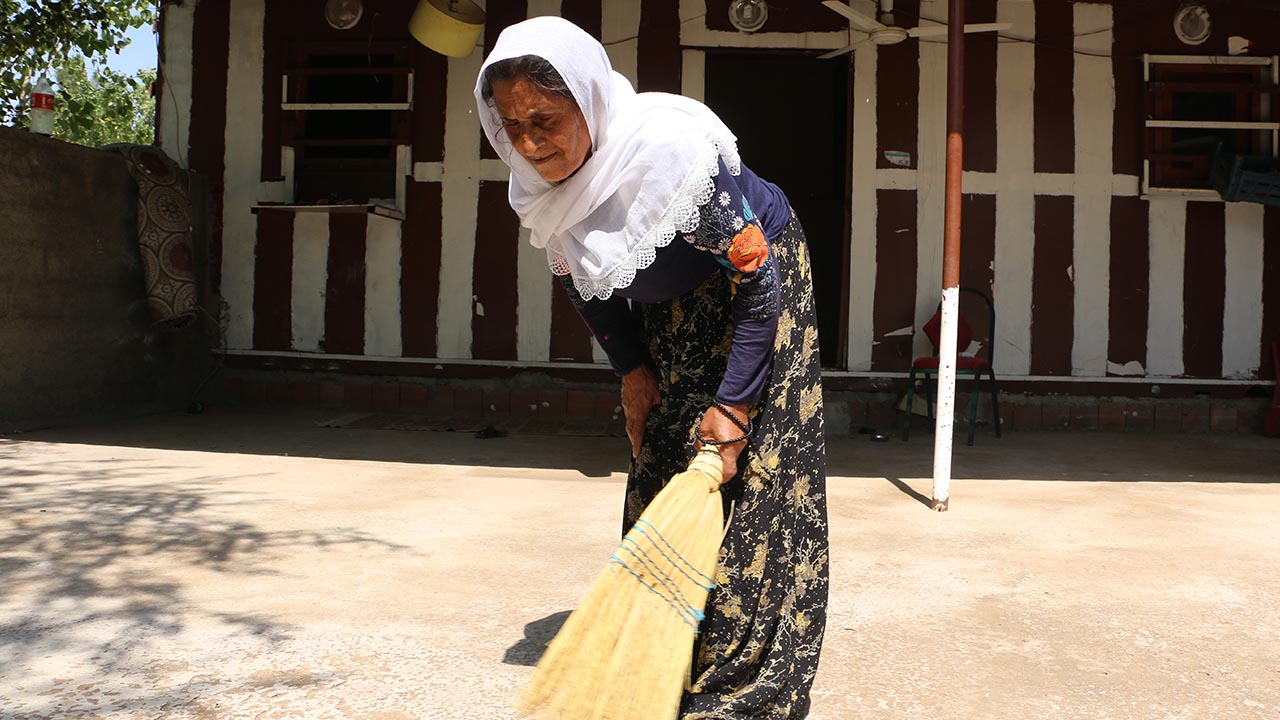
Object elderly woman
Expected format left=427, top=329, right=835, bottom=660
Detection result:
left=475, top=17, right=828, bottom=719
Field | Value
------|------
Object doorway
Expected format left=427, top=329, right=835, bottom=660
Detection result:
left=703, top=52, right=851, bottom=368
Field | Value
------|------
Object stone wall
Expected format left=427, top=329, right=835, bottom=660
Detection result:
left=0, top=128, right=206, bottom=430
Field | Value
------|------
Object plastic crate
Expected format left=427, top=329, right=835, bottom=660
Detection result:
left=1210, top=149, right=1280, bottom=206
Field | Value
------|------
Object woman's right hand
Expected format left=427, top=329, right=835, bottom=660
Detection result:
left=620, top=365, right=660, bottom=460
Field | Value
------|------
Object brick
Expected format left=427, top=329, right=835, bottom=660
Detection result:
left=566, top=390, right=597, bottom=417
left=955, top=394, right=980, bottom=425
left=372, top=383, right=400, bottom=410
left=595, top=391, right=622, bottom=420
left=1070, top=403, right=1099, bottom=431
left=219, top=376, right=244, bottom=402
left=1125, top=403, right=1154, bottom=432
left=1235, top=408, right=1253, bottom=433
left=1098, top=401, right=1126, bottom=431
left=241, top=380, right=266, bottom=405
left=290, top=381, right=320, bottom=406
left=237, top=380, right=263, bottom=404
left=905, top=412, right=932, bottom=433
left=511, top=389, right=540, bottom=416
left=484, top=390, right=510, bottom=415
left=428, top=387, right=454, bottom=414
left=1181, top=405, right=1209, bottom=432
left=1238, top=403, right=1267, bottom=433
left=1012, top=402, right=1041, bottom=431
left=866, top=399, right=898, bottom=428
left=538, top=390, right=567, bottom=417
left=344, top=383, right=374, bottom=410
left=455, top=388, right=483, bottom=415
left=1041, top=403, right=1070, bottom=430
left=318, top=380, right=344, bottom=407
left=1209, top=405, right=1237, bottom=432
left=846, top=399, right=869, bottom=425
left=1153, top=403, right=1182, bottom=431
left=266, top=381, right=291, bottom=404
left=399, top=385, right=430, bottom=410
left=823, top=399, right=851, bottom=436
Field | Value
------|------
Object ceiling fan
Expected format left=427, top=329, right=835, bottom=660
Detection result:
left=819, top=0, right=1011, bottom=59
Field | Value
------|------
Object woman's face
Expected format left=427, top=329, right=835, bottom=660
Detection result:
left=491, top=75, right=592, bottom=183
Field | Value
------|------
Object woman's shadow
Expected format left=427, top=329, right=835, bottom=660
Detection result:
left=502, top=610, right=572, bottom=666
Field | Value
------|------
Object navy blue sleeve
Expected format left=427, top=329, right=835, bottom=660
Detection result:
left=558, top=274, right=647, bottom=376
left=680, top=159, right=780, bottom=406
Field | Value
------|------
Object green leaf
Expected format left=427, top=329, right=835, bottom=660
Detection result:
left=4, top=0, right=154, bottom=144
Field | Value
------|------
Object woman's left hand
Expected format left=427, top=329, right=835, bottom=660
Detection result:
left=695, top=402, right=751, bottom=486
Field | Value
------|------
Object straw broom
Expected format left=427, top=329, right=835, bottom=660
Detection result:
left=521, top=445, right=727, bottom=720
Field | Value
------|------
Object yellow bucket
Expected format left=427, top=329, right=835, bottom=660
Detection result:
left=410, top=0, right=485, bottom=58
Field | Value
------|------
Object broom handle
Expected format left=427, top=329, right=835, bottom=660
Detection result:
left=686, top=446, right=724, bottom=492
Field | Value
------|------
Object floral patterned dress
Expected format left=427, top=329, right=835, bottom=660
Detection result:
left=627, top=216, right=829, bottom=719
left=562, top=158, right=829, bottom=718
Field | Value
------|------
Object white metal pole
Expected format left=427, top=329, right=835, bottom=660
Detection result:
left=932, top=0, right=965, bottom=512
left=931, top=287, right=960, bottom=511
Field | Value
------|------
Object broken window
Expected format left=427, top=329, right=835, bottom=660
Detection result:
left=282, top=40, right=413, bottom=205
left=1143, top=55, right=1278, bottom=195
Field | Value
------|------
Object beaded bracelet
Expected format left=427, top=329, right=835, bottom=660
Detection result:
left=693, top=399, right=753, bottom=446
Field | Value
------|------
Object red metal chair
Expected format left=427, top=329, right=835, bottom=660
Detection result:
left=901, top=287, right=1002, bottom=446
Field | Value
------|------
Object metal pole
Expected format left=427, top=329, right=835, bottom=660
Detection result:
left=931, top=0, right=965, bottom=512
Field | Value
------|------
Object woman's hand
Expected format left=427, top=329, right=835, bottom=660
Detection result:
left=621, top=365, right=660, bottom=459
left=695, top=402, right=751, bottom=486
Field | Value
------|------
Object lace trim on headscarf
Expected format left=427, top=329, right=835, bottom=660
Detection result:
left=548, top=135, right=742, bottom=301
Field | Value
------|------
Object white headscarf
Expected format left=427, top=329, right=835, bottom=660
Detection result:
left=474, top=16, right=741, bottom=300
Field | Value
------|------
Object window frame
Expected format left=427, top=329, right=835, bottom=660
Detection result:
left=1141, top=53, right=1279, bottom=200
left=279, top=40, right=415, bottom=209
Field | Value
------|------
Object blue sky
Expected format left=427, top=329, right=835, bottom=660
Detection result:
left=15, top=0, right=156, bottom=76
left=103, top=23, right=158, bottom=75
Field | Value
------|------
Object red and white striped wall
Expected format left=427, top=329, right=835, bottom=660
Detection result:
left=160, top=0, right=1280, bottom=386
left=837, top=0, right=1279, bottom=384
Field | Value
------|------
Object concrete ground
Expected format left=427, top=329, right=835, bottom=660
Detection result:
left=1, top=407, right=1278, bottom=720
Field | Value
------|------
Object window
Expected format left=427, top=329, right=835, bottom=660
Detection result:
left=282, top=40, right=413, bottom=205
left=1143, top=54, right=1278, bottom=196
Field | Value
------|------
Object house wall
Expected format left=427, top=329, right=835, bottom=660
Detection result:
left=0, top=129, right=203, bottom=430
left=174, top=0, right=1280, bottom=394
left=845, top=0, right=1280, bottom=384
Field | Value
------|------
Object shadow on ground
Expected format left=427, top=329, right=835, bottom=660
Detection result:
left=5, top=405, right=1278, bottom=485
left=0, top=454, right=410, bottom=695
left=503, top=610, right=571, bottom=666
